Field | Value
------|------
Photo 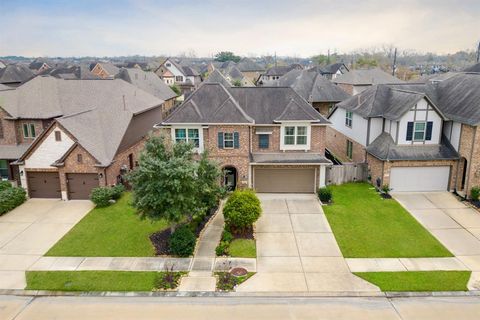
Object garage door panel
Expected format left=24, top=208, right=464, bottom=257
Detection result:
left=67, top=173, right=99, bottom=200
left=254, top=168, right=315, bottom=193
left=27, top=172, right=61, bottom=198
left=390, top=166, right=450, bottom=192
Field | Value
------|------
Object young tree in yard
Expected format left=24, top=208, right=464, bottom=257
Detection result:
left=128, top=135, right=199, bottom=232
left=128, top=135, right=222, bottom=232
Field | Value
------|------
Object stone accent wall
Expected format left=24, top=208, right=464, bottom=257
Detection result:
left=326, top=126, right=366, bottom=163
left=457, top=124, right=480, bottom=195
left=105, top=138, right=146, bottom=186
left=366, top=154, right=457, bottom=190
left=0, top=109, right=18, bottom=145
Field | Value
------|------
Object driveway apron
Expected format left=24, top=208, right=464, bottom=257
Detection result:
left=236, top=193, right=379, bottom=293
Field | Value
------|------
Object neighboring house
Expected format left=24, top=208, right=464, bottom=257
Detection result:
left=0, top=60, right=7, bottom=69
left=29, top=60, right=51, bottom=74
left=155, top=58, right=201, bottom=93
left=260, top=64, right=303, bottom=84
left=319, top=63, right=349, bottom=80
left=39, top=65, right=101, bottom=80
left=116, top=68, right=178, bottom=115
left=327, top=73, right=480, bottom=195
left=0, top=76, right=165, bottom=199
left=463, top=62, right=480, bottom=73
left=0, top=64, right=36, bottom=87
left=207, top=61, right=255, bottom=86
left=236, top=58, right=265, bottom=84
left=276, top=68, right=350, bottom=116
left=203, top=69, right=233, bottom=88
left=158, top=83, right=331, bottom=193
left=333, top=68, right=404, bottom=95
left=89, top=62, right=120, bottom=79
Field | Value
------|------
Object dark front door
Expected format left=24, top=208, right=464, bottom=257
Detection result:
left=27, top=172, right=61, bottom=198
left=224, top=167, right=237, bottom=191
left=67, top=173, right=99, bottom=200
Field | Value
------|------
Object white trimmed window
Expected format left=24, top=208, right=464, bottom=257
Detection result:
left=23, top=123, right=36, bottom=138
left=174, top=128, right=200, bottom=148
left=280, top=124, right=311, bottom=150
left=223, top=132, right=234, bottom=149
left=414, top=122, right=426, bottom=141
left=345, top=111, right=353, bottom=128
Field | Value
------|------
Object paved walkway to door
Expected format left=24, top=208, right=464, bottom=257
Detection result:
left=236, top=194, right=380, bottom=293
left=0, top=199, right=93, bottom=289
left=393, top=192, right=480, bottom=290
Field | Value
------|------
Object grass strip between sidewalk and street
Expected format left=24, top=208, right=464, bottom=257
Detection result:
left=323, top=183, right=453, bottom=258
left=355, top=271, right=471, bottom=292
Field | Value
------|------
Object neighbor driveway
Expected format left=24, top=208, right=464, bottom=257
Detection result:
left=0, top=199, right=93, bottom=289
left=236, top=193, right=379, bottom=293
left=393, top=192, right=480, bottom=289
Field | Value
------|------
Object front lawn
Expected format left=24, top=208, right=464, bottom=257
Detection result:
left=26, top=271, right=184, bottom=291
left=46, top=193, right=169, bottom=257
left=355, top=271, right=471, bottom=292
left=323, top=183, right=452, bottom=258
left=228, top=239, right=256, bottom=258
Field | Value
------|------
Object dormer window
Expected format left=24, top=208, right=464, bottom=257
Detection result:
left=23, top=123, right=36, bottom=138
left=406, top=121, right=433, bottom=141
left=284, top=126, right=307, bottom=145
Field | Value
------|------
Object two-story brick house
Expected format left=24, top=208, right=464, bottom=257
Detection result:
left=157, top=83, right=331, bottom=193
left=327, top=73, right=480, bottom=195
left=0, top=76, right=165, bottom=199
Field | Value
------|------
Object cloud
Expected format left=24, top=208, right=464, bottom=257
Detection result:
left=0, top=0, right=479, bottom=57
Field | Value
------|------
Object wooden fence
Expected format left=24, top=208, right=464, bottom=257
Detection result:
left=325, top=163, right=368, bottom=185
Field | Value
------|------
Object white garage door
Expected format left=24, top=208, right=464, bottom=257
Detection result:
left=390, top=166, right=450, bottom=192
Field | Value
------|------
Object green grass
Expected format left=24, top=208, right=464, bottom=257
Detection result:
left=355, top=271, right=471, bottom=292
left=323, top=183, right=452, bottom=258
left=25, top=271, right=175, bottom=291
left=228, top=239, right=256, bottom=258
left=46, top=193, right=169, bottom=257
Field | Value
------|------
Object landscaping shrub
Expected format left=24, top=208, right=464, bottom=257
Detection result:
left=223, top=189, right=261, bottom=233
left=0, top=186, right=27, bottom=215
left=215, top=241, right=229, bottom=256
left=0, top=181, right=12, bottom=192
left=168, top=225, right=196, bottom=257
left=110, top=184, right=125, bottom=200
left=90, top=187, right=112, bottom=207
left=470, top=186, right=480, bottom=201
left=317, top=187, right=332, bottom=203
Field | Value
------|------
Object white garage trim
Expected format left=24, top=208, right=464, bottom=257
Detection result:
left=390, top=166, right=450, bottom=192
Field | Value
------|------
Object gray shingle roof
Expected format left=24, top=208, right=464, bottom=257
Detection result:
left=264, top=64, right=302, bottom=76
left=251, top=153, right=331, bottom=164
left=277, top=69, right=350, bottom=103
left=464, top=63, right=480, bottom=72
left=367, top=132, right=459, bottom=161
left=321, top=63, right=348, bottom=74
left=237, top=58, right=264, bottom=72
left=163, top=84, right=330, bottom=125
left=116, top=68, right=177, bottom=101
left=0, top=64, right=36, bottom=84
left=203, top=70, right=232, bottom=87
left=333, top=68, right=404, bottom=85
left=40, top=65, right=102, bottom=80
left=0, top=144, right=30, bottom=160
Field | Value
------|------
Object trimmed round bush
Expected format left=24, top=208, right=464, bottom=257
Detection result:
left=168, top=225, right=196, bottom=257
left=110, top=184, right=125, bottom=200
left=471, top=186, right=480, bottom=201
left=223, top=189, right=261, bottom=232
left=90, top=187, right=112, bottom=207
left=317, top=187, right=332, bottom=203
left=0, top=187, right=26, bottom=215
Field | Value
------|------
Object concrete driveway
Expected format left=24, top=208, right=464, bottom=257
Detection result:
left=0, top=199, right=93, bottom=289
left=393, top=192, right=480, bottom=289
left=236, top=194, right=379, bottom=293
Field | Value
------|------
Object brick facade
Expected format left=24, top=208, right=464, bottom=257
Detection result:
left=326, top=126, right=366, bottom=163
left=312, top=102, right=334, bottom=117
left=457, top=124, right=480, bottom=195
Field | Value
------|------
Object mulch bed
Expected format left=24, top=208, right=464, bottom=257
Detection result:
left=149, top=229, right=172, bottom=256
left=230, top=226, right=254, bottom=240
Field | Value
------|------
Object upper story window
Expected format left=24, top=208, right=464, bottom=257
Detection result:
left=345, top=111, right=353, bottom=128
left=175, top=75, right=183, bottom=82
left=166, top=63, right=171, bottom=67
left=54, top=131, right=62, bottom=141
left=174, top=128, right=200, bottom=147
left=258, top=134, right=269, bottom=149
left=406, top=121, right=433, bottom=142
left=23, top=123, right=36, bottom=138
left=217, top=131, right=239, bottom=149
left=77, top=154, right=83, bottom=163
left=223, top=132, right=234, bottom=149
left=284, top=126, right=307, bottom=145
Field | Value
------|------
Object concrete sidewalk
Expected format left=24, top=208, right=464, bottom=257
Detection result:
left=0, top=199, right=93, bottom=289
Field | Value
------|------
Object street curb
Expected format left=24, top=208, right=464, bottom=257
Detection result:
left=1, top=289, right=479, bottom=298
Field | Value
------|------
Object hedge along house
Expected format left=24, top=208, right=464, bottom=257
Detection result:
left=157, top=83, right=332, bottom=193
left=3, top=76, right=165, bottom=200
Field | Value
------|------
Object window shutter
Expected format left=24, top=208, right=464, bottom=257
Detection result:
left=217, top=132, right=224, bottom=149
left=406, top=122, right=413, bottom=141
left=233, top=132, right=240, bottom=149
left=425, top=122, right=433, bottom=140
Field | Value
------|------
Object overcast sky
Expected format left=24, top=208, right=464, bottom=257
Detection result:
left=1, top=0, right=479, bottom=57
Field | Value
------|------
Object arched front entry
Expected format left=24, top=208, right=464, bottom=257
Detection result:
left=223, top=166, right=237, bottom=191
